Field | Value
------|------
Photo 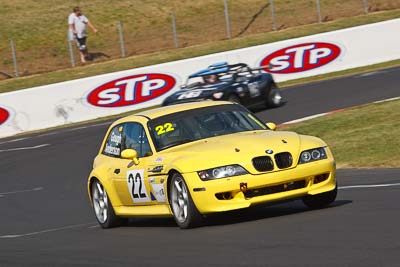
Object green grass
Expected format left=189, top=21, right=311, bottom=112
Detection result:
left=0, top=8, right=399, bottom=93
left=280, top=99, right=400, bottom=168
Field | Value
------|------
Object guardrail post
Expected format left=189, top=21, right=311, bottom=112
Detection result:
left=224, top=0, right=232, bottom=39
left=117, top=21, right=126, bottom=57
left=269, top=0, right=277, bottom=31
left=171, top=13, right=179, bottom=48
left=10, top=39, right=19, bottom=77
left=67, top=29, right=75, bottom=67
left=68, top=41, right=75, bottom=67
left=316, top=0, right=322, bottom=23
left=363, top=0, right=369, bottom=14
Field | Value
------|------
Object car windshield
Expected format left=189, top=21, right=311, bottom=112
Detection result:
left=148, top=104, right=267, bottom=151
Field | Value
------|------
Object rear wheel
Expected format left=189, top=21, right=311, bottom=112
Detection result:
left=266, top=85, right=282, bottom=107
left=169, top=173, right=202, bottom=229
left=302, top=184, right=337, bottom=209
left=91, top=180, right=123, bottom=228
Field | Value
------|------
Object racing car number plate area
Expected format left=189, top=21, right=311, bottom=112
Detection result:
left=177, top=90, right=202, bottom=99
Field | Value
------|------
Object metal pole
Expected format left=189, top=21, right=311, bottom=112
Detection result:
left=68, top=41, right=75, bottom=67
left=10, top=39, right=19, bottom=77
left=269, top=0, right=277, bottom=31
left=316, top=0, right=322, bottom=23
left=363, top=0, right=369, bottom=14
left=67, top=30, right=75, bottom=67
left=118, top=21, right=126, bottom=57
left=224, top=0, right=232, bottom=39
left=171, top=13, right=179, bottom=48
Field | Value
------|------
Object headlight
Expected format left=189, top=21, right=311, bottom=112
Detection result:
left=198, top=164, right=248, bottom=181
left=298, top=147, right=327, bottom=164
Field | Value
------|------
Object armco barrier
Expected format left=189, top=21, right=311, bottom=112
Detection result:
left=0, top=19, right=399, bottom=138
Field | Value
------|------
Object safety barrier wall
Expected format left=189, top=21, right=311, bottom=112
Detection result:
left=0, top=19, right=399, bottom=138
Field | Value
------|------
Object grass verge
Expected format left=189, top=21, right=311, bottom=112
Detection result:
left=279, top=99, right=400, bottom=168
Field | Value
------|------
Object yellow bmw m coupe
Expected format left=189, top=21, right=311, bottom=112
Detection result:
left=88, top=101, right=337, bottom=229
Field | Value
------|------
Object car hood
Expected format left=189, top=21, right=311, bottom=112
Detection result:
left=157, top=130, right=326, bottom=174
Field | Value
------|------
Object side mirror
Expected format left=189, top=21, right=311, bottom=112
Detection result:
left=266, top=122, right=276, bottom=131
left=121, top=149, right=139, bottom=165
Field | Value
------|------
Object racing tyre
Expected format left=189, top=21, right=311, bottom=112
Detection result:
left=302, top=184, right=337, bottom=209
left=91, top=180, right=123, bottom=228
left=169, top=173, right=202, bottom=229
left=266, top=85, right=282, bottom=108
left=228, top=94, right=241, bottom=104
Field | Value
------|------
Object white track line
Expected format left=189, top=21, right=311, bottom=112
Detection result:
left=356, top=71, right=383, bottom=77
left=0, top=143, right=49, bottom=153
left=373, top=96, right=400, bottom=104
left=0, top=187, right=44, bottom=197
left=339, top=182, right=400, bottom=190
left=280, top=113, right=328, bottom=125
left=0, top=223, right=97, bottom=239
left=0, top=121, right=110, bottom=145
left=0, top=137, right=29, bottom=145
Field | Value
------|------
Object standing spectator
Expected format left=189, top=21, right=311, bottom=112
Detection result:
left=68, top=6, right=98, bottom=63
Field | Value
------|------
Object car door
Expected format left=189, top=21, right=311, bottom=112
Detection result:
left=112, top=122, right=154, bottom=206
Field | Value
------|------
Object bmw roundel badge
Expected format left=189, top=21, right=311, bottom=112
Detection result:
left=265, top=149, right=273, bottom=154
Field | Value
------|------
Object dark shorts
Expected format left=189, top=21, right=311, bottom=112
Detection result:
left=75, top=37, right=87, bottom=51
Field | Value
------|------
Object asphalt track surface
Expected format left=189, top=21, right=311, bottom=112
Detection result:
left=0, top=67, right=399, bottom=266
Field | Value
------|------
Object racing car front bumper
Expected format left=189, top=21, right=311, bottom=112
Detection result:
left=184, top=158, right=336, bottom=214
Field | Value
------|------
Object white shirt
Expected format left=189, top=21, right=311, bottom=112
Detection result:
left=68, top=13, right=89, bottom=39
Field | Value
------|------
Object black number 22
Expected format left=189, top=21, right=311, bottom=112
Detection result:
left=128, top=173, right=146, bottom=199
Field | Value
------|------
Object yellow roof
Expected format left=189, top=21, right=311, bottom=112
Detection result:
left=132, top=101, right=234, bottom=120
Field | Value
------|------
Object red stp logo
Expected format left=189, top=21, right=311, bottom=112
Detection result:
left=0, top=106, right=10, bottom=125
left=260, top=42, right=341, bottom=74
left=87, top=73, right=176, bottom=107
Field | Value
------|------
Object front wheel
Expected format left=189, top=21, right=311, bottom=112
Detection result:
left=302, top=185, right=337, bottom=209
left=266, top=86, right=282, bottom=108
left=91, top=180, right=123, bottom=228
left=169, top=173, right=202, bottom=229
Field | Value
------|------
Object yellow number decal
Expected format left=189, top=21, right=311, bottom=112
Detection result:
left=155, top=123, right=175, bottom=135
left=164, top=122, right=175, bottom=133
left=155, top=125, right=165, bottom=135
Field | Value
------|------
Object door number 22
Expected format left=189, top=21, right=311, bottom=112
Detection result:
left=127, top=169, right=149, bottom=203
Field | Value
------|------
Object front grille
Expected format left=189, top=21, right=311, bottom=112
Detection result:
left=252, top=156, right=274, bottom=172
left=244, top=180, right=306, bottom=198
left=274, top=152, right=293, bottom=169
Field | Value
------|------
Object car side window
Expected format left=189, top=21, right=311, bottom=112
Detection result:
left=123, top=122, right=152, bottom=158
left=102, top=124, right=124, bottom=158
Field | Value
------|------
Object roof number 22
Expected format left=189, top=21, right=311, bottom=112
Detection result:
left=155, top=123, right=175, bottom=135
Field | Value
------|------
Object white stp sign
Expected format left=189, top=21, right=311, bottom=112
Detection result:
left=260, top=42, right=342, bottom=74
left=87, top=73, right=177, bottom=107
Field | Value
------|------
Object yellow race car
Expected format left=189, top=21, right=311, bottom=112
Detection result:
left=88, top=101, right=337, bottom=229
